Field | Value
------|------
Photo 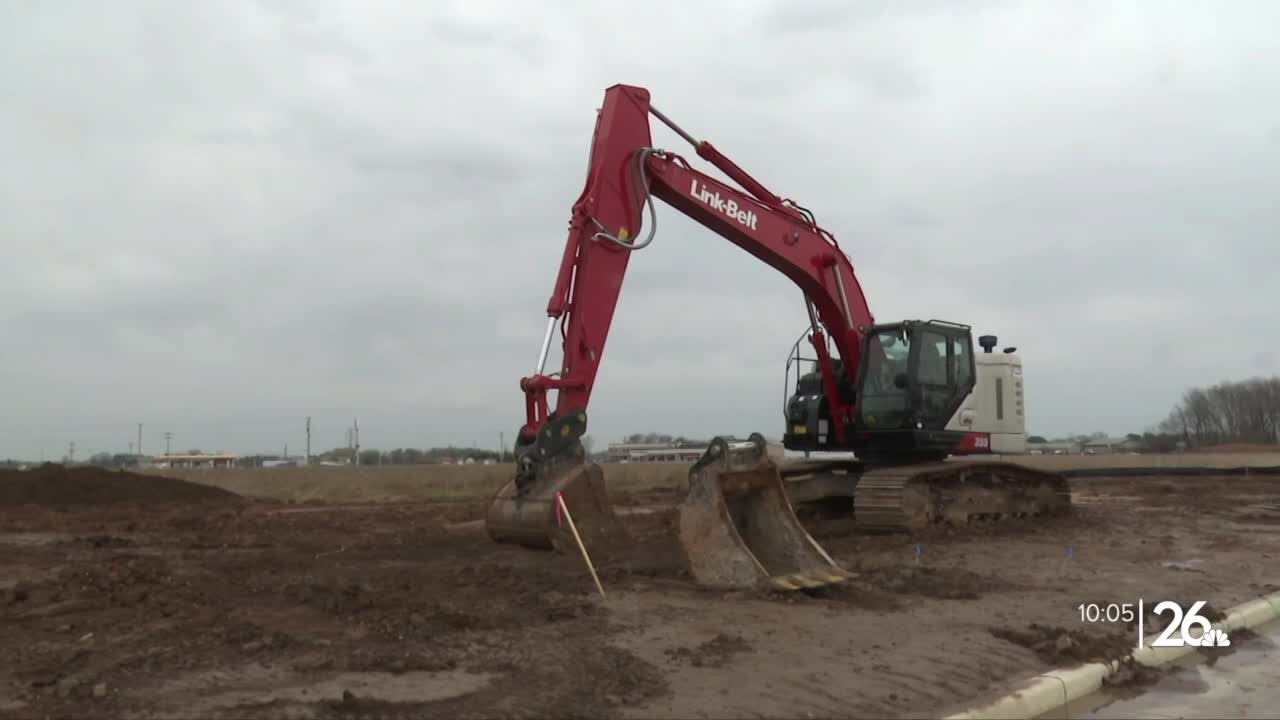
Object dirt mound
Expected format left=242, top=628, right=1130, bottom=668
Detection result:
left=0, top=463, right=242, bottom=507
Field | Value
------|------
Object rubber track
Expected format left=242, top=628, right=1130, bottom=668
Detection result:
left=851, top=461, right=1073, bottom=532
left=780, top=461, right=1278, bottom=533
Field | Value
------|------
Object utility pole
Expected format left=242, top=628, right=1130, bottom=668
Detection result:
left=164, top=432, right=172, bottom=456
left=284, top=443, right=288, bottom=460
left=305, top=416, right=311, bottom=466
left=67, top=441, right=75, bottom=463
left=353, top=418, right=360, bottom=466
left=137, top=423, right=143, bottom=456
left=500, top=432, right=505, bottom=461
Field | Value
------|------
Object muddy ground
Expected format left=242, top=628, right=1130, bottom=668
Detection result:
left=1, top=465, right=1277, bottom=719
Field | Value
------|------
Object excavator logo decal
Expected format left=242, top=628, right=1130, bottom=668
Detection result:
left=690, top=179, right=759, bottom=230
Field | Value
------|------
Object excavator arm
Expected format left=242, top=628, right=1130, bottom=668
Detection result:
left=520, top=84, right=874, bottom=451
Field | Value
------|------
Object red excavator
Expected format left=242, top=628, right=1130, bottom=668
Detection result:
left=486, top=85, right=1070, bottom=591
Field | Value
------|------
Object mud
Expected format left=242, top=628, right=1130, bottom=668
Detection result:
left=0, top=469, right=1276, bottom=718
left=989, top=623, right=1135, bottom=666
left=663, top=632, right=751, bottom=668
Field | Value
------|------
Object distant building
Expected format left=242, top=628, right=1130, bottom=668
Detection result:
left=606, top=439, right=784, bottom=463
left=149, top=453, right=239, bottom=468
left=1035, top=442, right=1081, bottom=455
left=1082, top=437, right=1141, bottom=455
left=261, top=459, right=299, bottom=468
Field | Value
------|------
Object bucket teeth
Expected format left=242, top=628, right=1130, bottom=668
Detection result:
left=768, top=570, right=849, bottom=592
left=678, top=433, right=850, bottom=592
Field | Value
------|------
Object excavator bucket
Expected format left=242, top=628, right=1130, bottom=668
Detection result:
left=678, top=433, right=852, bottom=592
left=485, top=413, right=628, bottom=553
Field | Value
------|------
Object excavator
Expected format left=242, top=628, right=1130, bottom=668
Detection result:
left=485, top=85, right=1070, bottom=591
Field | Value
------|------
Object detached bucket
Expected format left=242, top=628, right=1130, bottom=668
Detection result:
left=485, top=414, right=627, bottom=553
left=678, top=433, right=851, bottom=591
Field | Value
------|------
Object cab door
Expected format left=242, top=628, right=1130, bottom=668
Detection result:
left=908, top=322, right=976, bottom=429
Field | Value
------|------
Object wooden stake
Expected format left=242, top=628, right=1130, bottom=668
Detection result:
left=557, top=493, right=606, bottom=599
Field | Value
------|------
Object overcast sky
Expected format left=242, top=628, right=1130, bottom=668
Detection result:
left=2, top=0, right=1278, bottom=459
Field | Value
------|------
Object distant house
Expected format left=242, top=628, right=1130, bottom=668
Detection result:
left=149, top=453, right=239, bottom=469
left=606, top=438, right=784, bottom=463
left=1037, top=442, right=1081, bottom=455
left=1082, top=437, right=1142, bottom=455
left=261, top=459, right=299, bottom=468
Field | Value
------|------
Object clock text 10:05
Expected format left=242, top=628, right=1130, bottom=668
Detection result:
left=1077, top=603, right=1136, bottom=623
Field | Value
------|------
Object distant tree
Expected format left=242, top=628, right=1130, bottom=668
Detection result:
left=358, top=449, right=381, bottom=466
left=1157, top=376, right=1280, bottom=447
left=111, top=453, right=138, bottom=468
left=1137, top=431, right=1181, bottom=453
left=320, top=447, right=356, bottom=463
left=1027, top=435, right=1048, bottom=444
left=88, top=452, right=114, bottom=467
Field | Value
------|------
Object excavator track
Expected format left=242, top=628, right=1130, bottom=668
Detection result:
left=781, top=460, right=1072, bottom=532
left=853, top=461, right=1072, bottom=531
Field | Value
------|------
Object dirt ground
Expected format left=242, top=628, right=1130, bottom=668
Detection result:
left=139, top=451, right=1280, bottom=505
left=1, top=465, right=1278, bottom=719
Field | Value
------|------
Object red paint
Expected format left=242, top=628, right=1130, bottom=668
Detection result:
left=951, top=432, right=993, bottom=454
left=522, top=85, right=875, bottom=444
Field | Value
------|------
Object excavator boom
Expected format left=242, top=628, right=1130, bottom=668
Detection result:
left=520, top=84, right=871, bottom=449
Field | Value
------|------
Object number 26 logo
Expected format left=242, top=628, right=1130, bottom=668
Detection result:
left=1150, top=600, right=1218, bottom=647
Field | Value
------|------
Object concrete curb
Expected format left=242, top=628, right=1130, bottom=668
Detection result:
left=942, top=590, right=1280, bottom=720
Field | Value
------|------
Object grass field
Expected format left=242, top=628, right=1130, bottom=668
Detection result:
left=142, top=451, right=1280, bottom=503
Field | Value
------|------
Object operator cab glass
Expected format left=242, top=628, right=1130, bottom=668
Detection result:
left=856, top=321, right=976, bottom=432
left=857, top=328, right=913, bottom=430
left=914, top=325, right=974, bottom=426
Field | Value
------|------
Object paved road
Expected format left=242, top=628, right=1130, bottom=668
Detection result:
left=1078, top=620, right=1279, bottom=719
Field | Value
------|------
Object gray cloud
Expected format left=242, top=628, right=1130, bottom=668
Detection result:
left=2, top=0, right=1278, bottom=459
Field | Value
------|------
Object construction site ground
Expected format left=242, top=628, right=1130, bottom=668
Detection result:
left=2, top=457, right=1278, bottom=719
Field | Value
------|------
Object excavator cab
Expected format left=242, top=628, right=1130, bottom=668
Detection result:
left=784, top=320, right=977, bottom=462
